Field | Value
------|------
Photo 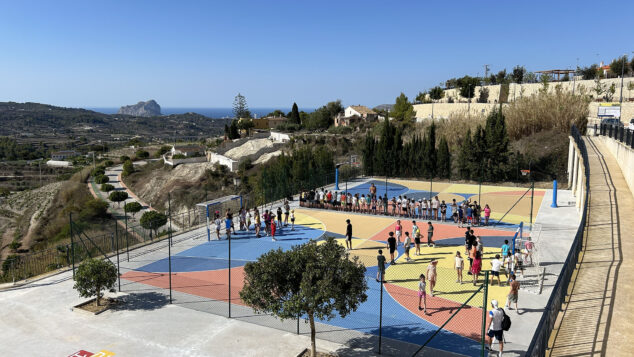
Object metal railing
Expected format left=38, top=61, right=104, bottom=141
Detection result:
left=598, top=123, right=634, bottom=148
left=525, top=124, right=590, bottom=355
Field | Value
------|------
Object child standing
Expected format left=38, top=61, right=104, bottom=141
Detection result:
left=395, top=220, right=403, bottom=246
left=427, top=222, right=435, bottom=247
left=427, top=260, right=438, bottom=297
left=471, top=251, right=482, bottom=286
left=455, top=251, right=464, bottom=284
left=491, top=254, right=503, bottom=286
left=376, top=250, right=386, bottom=282
left=270, top=219, right=277, bottom=242
left=290, top=210, right=295, bottom=231
left=403, top=232, right=412, bottom=261
left=412, top=221, right=421, bottom=256
left=418, top=274, right=429, bottom=315
left=484, top=204, right=491, bottom=226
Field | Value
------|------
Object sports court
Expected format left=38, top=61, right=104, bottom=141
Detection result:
left=119, top=179, right=544, bottom=356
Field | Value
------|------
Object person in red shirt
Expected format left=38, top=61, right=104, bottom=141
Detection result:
left=270, top=220, right=277, bottom=241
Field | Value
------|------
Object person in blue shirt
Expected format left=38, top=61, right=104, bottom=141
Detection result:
left=501, top=240, right=510, bottom=259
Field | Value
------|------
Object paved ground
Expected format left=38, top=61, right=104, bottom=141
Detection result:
left=548, top=137, right=634, bottom=356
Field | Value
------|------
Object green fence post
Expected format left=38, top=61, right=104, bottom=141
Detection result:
left=481, top=271, right=489, bottom=356
left=69, top=213, right=75, bottom=278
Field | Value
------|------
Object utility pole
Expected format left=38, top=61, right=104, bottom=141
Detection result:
left=484, top=64, right=490, bottom=79
left=620, top=54, right=627, bottom=104
left=573, top=58, right=579, bottom=95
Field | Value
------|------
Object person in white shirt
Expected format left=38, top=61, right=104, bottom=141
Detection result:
left=432, top=196, right=440, bottom=220
left=455, top=251, right=464, bottom=284
left=486, top=300, right=505, bottom=356
left=491, top=254, right=503, bottom=286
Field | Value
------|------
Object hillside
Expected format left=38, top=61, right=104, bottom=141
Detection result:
left=0, top=102, right=227, bottom=142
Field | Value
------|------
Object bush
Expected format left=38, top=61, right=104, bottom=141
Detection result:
left=135, top=150, right=149, bottom=159
left=275, top=123, right=301, bottom=132
left=9, top=240, right=20, bottom=251
left=124, top=201, right=143, bottom=217
left=103, top=160, right=114, bottom=167
left=122, top=160, right=134, bottom=177
left=100, top=183, right=114, bottom=192
left=157, top=146, right=172, bottom=156
left=94, top=175, right=109, bottom=184
left=73, top=258, right=118, bottom=306
left=140, top=211, right=168, bottom=237
left=108, top=191, right=128, bottom=207
left=504, top=85, right=590, bottom=139
left=327, top=126, right=353, bottom=135
left=119, top=155, right=130, bottom=162
left=91, top=167, right=105, bottom=177
left=79, top=198, right=109, bottom=220
left=172, top=154, right=187, bottom=159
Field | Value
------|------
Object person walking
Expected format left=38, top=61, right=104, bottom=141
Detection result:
left=418, top=274, right=429, bottom=315
left=284, top=201, right=290, bottom=226
left=403, top=232, right=412, bottom=261
left=412, top=221, right=421, bottom=256
left=491, top=254, right=503, bottom=286
left=505, top=273, right=520, bottom=312
left=376, top=250, right=386, bottom=282
left=395, top=220, right=403, bottom=246
left=501, top=240, right=510, bottom=261
left=455, top=251, right=464, bottom=284
left=225, top=211, right=233, bottom=240
left=427, top=222, right=435, bottom=247
left=387, top=232, right=397, bottom=264
left=427, top=260, right=438, bottom=297
left=345, top=219, right=353, bottom=250
left=270, top=219, right=277, bottom=241
left=264, top=210, right=271, bottom=236
left=214, top=213, right=222, bottom=240
left=524, top=237, right=534, bottom=265
left=486, top=300, right=505, bottom=356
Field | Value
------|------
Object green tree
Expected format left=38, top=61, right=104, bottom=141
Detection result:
left=122, top=160, right=134, bottom=177
left=266, top=109, right=286, bottom=117
left=422, top=123, right=437, bottom=178
left=540, top=73, right=550, bottom=92
left=496, top=69, right=508, bottom=84
left=304, top=100, right=343, bottom=130
left=578, top=64, right=599, bottom=80
left=606, top=83, right=616, bottom=102
left=73, top=258, right=118, bottom=306
left=100, top=183, right=114, bottom=192
left=232, top=93, right=252, bottom=118
left=240, top=237, right=367, bottom=357
left=108, top=191, right=128, bottom=207
left=428, top=86, right=445, bottom=101
left=140, top=211, right=168, bottom=237
left=457, top=76, right=479, bottom=101
left=391, top=93, right=415, bottom=124
left=135, top=149, right=149, bottom=159
left=436, top=136, right=451, bottom=179
left=483, top=108, right=510, bottom=181
left=91, top=167, right=105, bottom=177
left=124, top=201, right=143, bottom=218
left=289, top=102, right=301, bottom=125
left=119, top=155, right=130, bottom=162
left=609, top=55, right=628, bottom=77
left=94, top=175, right=109, bottom=184
left=512, top=66, right=526, bottom=84
left=477, top=87, right=490, bottom=103
left=156, top=146, right=172, bottom=156
left=593, top=77, right=606, bottom=99
left=415, top=91, right=427, bottom=104
left=79, top=199, right=109, bottom=221
left=237, top=118, right=254, bottom=136
left=457, top=129, right=472, bottom=179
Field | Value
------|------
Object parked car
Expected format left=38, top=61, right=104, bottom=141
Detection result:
left=601, top=118, right=623, bottom=127
left=629, top=119, right=634, bottom=130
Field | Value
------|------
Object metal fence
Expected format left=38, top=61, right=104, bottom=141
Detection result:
left=597, top=123, right=634, bottom=148
left=525, top=124, right=590, bottom=355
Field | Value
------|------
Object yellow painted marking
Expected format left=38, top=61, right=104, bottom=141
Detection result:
left=292, top=212, right=325, bottom=231
left=446, top=183, right=545, bottom=194
left=294, top=208, right=395, bottom=240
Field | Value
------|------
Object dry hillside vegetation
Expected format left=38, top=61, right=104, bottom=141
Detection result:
left=0, top=181, right=64, bottom=259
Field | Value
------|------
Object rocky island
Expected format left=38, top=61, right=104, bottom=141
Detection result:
left=117, top=99, right=161, bottom=117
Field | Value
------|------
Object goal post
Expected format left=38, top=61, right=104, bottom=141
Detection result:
left=196, top=195, right=242, bottom=241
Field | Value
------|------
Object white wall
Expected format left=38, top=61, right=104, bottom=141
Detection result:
left=598, top=136, right=634, bottom=200
left=344, top=107, right=360, bottom=117
left=270, top=132, right=290, bottom=143
left=208, top=152, right=239, bottom=172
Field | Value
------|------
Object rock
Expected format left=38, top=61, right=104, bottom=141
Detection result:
left=117, top=100, right=161, bottom=117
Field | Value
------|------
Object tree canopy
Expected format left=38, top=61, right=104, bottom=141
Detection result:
left=289, top=102, right=301, bottom=125
left=108, top=191, right=128, bottom=207
left=240, top=236, right=367, bottom=356
left=73, top=258, right=118, bottom=306
left=124, top=201, right=143, bottom=217
left=391, top=93, right=415, bottom=124
left=428, top=86, right=445, bottom=101
left=303, top=100, right=342, bottom=130
left=140, top=210, right=168, bottom=237
left=457, top=76, right=480, bottom=100
left=233, top=93, right=252, bottom=119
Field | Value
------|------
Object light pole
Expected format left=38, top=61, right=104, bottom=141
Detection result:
left=620, top=54, right=626, bottom=104
left=573, top=58, right=579, bottom=95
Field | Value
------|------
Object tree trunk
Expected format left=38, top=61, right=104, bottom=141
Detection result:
left=96, top=286, right=101, bottom=306
left=309, top=312, right=316, bottom=357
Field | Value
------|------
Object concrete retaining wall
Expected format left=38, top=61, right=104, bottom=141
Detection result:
left=207, top=152, right=239, bottom=172
left=597, top=136, right=634, bottom=199
left=163, top=156, right=207, bottom=166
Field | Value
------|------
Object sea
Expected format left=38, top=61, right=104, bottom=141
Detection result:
left=87, top=107, right=314, bottom=119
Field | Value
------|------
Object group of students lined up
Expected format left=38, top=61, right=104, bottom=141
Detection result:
left=212, top=202, right=296, bottom=241
left=300, top=183, right=493, bottom=226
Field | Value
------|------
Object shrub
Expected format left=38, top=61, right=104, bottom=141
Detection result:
left=135, top=150, right=149, bottom=159
left=9, top=240, right=20, bottom=251
left=119, top=155, right=130, bottom=162
left=100, top=183, right=114, bottom=192
left=103, top=160, right=114, bottom=167
left=140, top=211, right=168, bottom=237
left=327, top=126, right=353, bottom=135
left=94, top=175, right=109, bottom=184
left=124, top=201, right=143, bottom=217
left=108, top=191, right=128, bottom=207
left=504, top=85, right=590, bottom=139
left=172, top=154, right=187, bottom=159
left=122, top=160, right=134, bottom=177
left=79, top=199, right=109, bottom=220
left=91, top=167, right=105, bottom=177
left=73, top=258, right=118, bottom=306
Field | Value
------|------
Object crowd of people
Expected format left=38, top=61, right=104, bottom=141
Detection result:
left=371, top=219, right=531, bottom=356
left=300, top=183, right=493, bottom=226
left=211, top=201, right=296, bottom=242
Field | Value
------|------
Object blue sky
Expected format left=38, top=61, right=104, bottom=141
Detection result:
left=1, top=0, right=632, bottom=109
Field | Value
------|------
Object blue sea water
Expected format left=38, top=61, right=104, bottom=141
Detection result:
left=87, top=107, right=314, bottom=119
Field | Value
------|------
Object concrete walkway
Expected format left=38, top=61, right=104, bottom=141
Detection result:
left=548, top=137, right=634, bottom=356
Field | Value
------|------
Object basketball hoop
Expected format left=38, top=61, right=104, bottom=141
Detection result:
left=521, top=169, right=531, bottom=176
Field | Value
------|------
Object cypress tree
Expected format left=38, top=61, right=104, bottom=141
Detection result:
left=457, top=129, right=472, bottom=179
left=437, top=136, right=451, bottom=179
left=484, top=108, right=510, bottom=181
left=290, top=102, right=301, bottom=125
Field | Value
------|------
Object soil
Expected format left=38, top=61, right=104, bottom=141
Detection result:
left=74, top=297, right=119, bottom=314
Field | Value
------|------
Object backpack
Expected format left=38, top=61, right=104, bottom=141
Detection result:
left=500, top=309, right=511, bottom=331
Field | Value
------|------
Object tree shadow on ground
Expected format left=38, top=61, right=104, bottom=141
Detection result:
left=111, top=291, right=169, bottom=311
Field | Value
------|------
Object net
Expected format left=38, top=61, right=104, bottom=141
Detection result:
left=196, top=195, right=243, bottom=241
left=513, top=222, right=543, bottom=294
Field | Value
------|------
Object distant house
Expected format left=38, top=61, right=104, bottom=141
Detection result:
left=252, top=118, right=269, bottom=130
left=335, top=105, right=378, bottom=127
left=265, top=116, right=288, bottom=129
left=51, top=150, right=80, bottom=161
left=171, top=145, right=204, bottom=157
